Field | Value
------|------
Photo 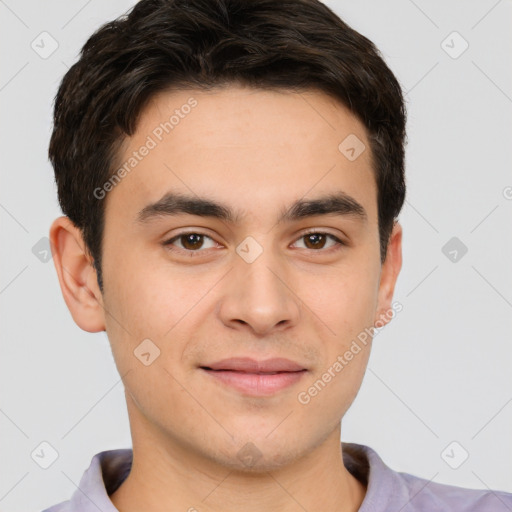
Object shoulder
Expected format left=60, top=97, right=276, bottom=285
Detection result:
left=40, top=448, right=132, bottom=512
left=342, top=442, right=512, bottom=512
left=41, top=500, right=71, bottom=512
left=399, top=470, right=512, bottom=511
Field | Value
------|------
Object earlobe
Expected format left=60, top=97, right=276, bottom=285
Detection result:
left=374, top=221, right=403, bottom=328
left=49, top=216, right=106, bottom=333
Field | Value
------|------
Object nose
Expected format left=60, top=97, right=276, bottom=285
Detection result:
left=217, top=245, right=301, bottom=336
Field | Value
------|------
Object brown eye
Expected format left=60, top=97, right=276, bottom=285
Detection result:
left=163, top=232, right=217, bottom=255
left=303, top=233, right=327, bottom=249
left=178, top=233, right=205, bottom=250
left=293, top=231, right=344, bottom=251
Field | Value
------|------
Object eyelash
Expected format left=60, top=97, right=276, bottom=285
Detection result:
left=162, top=230, right=346, bottom=257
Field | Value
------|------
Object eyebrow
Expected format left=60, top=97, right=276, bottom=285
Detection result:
left=136, top=191, right=368, bottom=225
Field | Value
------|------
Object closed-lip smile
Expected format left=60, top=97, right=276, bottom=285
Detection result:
left=200, top=357, right=308, bottom=396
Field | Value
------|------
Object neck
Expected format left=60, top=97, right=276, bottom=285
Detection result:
left=110, top=400, right=366, bottom=512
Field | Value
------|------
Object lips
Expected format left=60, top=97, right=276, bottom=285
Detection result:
left=200, top=357, right=306, bottom=373
left=200, top=357, right=308, bottom=396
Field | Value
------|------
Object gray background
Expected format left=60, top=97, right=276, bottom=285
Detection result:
left=1, top=0, right=511, bottom=510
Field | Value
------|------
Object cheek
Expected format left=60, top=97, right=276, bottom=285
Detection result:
left=102, top=248, right=219, bottom=375
left=294, top=262, right=378, bottom=403
left=103, top=243, right=172, bottom=324
left=305, top=262, right=380, bottom=338
left=296, top=341, right=371, bottom=430
left=101, top=249, right=170, bottom=368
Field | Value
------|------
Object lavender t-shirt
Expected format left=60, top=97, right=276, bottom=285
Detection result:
left=42, top=442, right=512, bottom=511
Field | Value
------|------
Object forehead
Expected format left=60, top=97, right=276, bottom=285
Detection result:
left=105, top=84, right=378, bottom=227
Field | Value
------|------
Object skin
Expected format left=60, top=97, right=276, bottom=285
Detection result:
left=50, top=84, right=402, bottom=512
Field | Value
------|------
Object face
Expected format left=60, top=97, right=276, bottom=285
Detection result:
left=52, top=84, right=402, bottom=472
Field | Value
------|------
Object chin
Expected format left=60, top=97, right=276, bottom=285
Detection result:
left=215, top=447, right=300, bottom=474
left=203, top=433, right=305, bottom=473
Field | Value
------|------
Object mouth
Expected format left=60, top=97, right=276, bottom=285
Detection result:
left=199, top=357, right=308, bottom=396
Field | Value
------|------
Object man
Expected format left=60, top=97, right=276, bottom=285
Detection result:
left=44, top=0, right=512, bottom=510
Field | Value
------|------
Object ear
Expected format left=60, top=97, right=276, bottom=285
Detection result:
left=49, top=216, right=106, bottom=332
left=374, top=221, right=402, bottom=327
